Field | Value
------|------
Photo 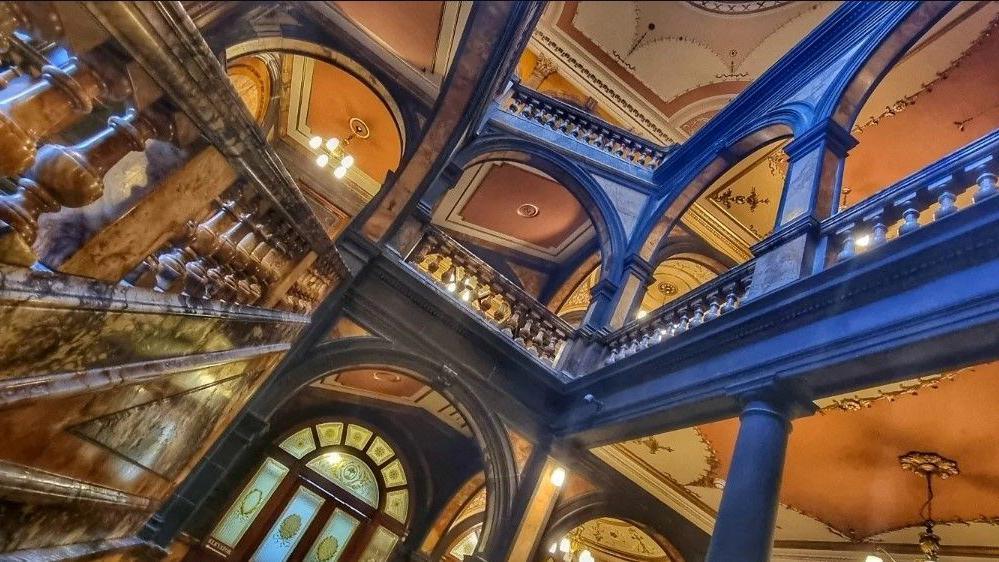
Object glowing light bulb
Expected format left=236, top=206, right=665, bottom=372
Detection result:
left=325, top=137, right=340, bottom=151
left=550, top=466, right=566, bottom=487
left=333, top=165, right=347, bottom=179
left=341, top=154, right=355, bottom=169
left=315, top=153, right=329, bottom=167
left=549, top=543, right=558, bottom=554
left=309, top=136, right=322, bottom=149
left=856, top=234, right=871, bottom=248
left=559, top=538, right=571, bottom=553
left=864, top=556, right=884, bottom=562
left=578, top=550, right=594, bottom=562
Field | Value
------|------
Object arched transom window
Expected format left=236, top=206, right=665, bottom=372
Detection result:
left=206, top=420, right=410, bottom=561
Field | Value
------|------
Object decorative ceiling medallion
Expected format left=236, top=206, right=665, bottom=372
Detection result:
left=516, top=203, right=541, bottom=218
left=657, top=281, right=678, bottom=296
left=373, top=371, right=402, bottom=383
left=686, top=1, right=792, bottom=15
left=899, top=451, right=960, bottom=479
left=349, top=117, right=371, bottom=139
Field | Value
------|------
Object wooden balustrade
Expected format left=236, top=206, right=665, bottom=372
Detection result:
left=503, top=82, right=672, bottom=170
left=123, top=185, right=311, bottom=307
left=407, top=227, right=572, bottom=364
left=0, top=107, right=170, bottom=266
left=604, top=261, right=755, bottom=365
left=279, top=251, right=346, bottom=314
left=822, top=130, right=999, bottom=268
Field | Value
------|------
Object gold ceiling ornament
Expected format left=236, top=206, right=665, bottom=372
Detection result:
left=887, top=452, right=960, bottom=562
left=820, top=372, right=957, bottom=413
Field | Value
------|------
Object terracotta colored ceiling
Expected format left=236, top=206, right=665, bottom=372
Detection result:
left=700, top=363, right=999, bottom=539
left=843, top=5, right=999, bottom=206
left=333, top=1, right=445, bottom=72
left=595, top=361, right=999, bottom=551
left=433, top=162, right=595, bottom=262
left=304, top=59, right=402, bottom=183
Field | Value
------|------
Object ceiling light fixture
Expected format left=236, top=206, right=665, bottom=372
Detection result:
left=868, top=452, right=959, bottom=562
left=308, top=116, right=370, bottom=181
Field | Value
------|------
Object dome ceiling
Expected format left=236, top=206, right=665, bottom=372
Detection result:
left=593, top=361, right=999, bottom=557
left=569, top=517, right=678, bottom=562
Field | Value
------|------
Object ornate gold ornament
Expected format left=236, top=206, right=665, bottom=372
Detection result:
left=239, top=488, right=264, bottom=517
left=278, top=513, right=302, bottom=544
left=316, top=535, right=340, bottom=561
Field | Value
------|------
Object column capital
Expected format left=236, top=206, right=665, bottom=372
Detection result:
left=784, top=118, right=858, bottom=160
left=725, top=378, right=817, bottom=421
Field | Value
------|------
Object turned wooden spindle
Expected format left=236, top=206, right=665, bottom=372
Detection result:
left=0, top=58, right=108, bottom=176
left=0, top=108, right=165, bottom=266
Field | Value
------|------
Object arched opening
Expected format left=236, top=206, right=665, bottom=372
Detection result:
left=222, top=40, right=407, bottom=241
left=204, top=419, right=411, bottom=561
left=840, top=3, right=999, bottom=210
left=230, top=338, right=521, bottom=561
left=632, top=136, right=789, bottom=321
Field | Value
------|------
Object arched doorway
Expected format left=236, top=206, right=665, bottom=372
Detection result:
left=204, top=419, right=410, bottom=561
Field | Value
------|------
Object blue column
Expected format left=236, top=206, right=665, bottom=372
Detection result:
left=706, top=399, right=791, bottom=562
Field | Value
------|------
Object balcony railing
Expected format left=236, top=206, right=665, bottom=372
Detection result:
left=407, top=227, right=572, bottom=365
left=503, top=82, right=671, bottom=170
left=821, top=130, right=999, bottom=268
left=604, top=260, right=755, bottom=365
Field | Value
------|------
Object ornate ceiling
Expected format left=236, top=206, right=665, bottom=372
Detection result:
left=593, top=361, right=999, bottom=558
left=530, top=1, right=838, bottom=143
left=432, top=162, right=596, bottom=264
left=311, top=368, right=470, bottom=437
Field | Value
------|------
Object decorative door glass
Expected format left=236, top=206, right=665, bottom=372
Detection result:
left=250, top=486, right=325, bottom=562
left=207, top=457, right=289, bottom=555
left=304, top=508, right=361, bottom=562
left=358, top=525, right=399, bottom=562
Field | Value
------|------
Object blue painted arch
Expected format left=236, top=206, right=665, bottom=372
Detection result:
left=422, top=133, right=632, bottom=284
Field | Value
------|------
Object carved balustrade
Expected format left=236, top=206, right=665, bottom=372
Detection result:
left=822, top=130, right=999, bottom=268
left=604, top=261, right=755, bottom=365
left=503, top=82, right=671, bottom=170
left=123, top=184, right=312, bottom=308
left=407, top=227, right=572, bottom=364
left=279, top=251, right=347, bottom=314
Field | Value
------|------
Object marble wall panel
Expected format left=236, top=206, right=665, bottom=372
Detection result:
left=0, top=268, right=308, bottom=381
left=0, top=353, right=283, bottom=499
left=71, top=375, right=249, bottom=479
left=0, top=501, right=149, bottom=553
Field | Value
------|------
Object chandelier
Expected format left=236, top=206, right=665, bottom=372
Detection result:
left=308, top=116, right=370, bottom=179
left=866, top=451, right=959, bottom=562
left=547, top=535, right=594, bottom=562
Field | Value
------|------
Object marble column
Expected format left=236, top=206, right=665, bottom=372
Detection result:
left=583, top=256, right=653, bottom=331
left=706, top=390, right=813, bottom=562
